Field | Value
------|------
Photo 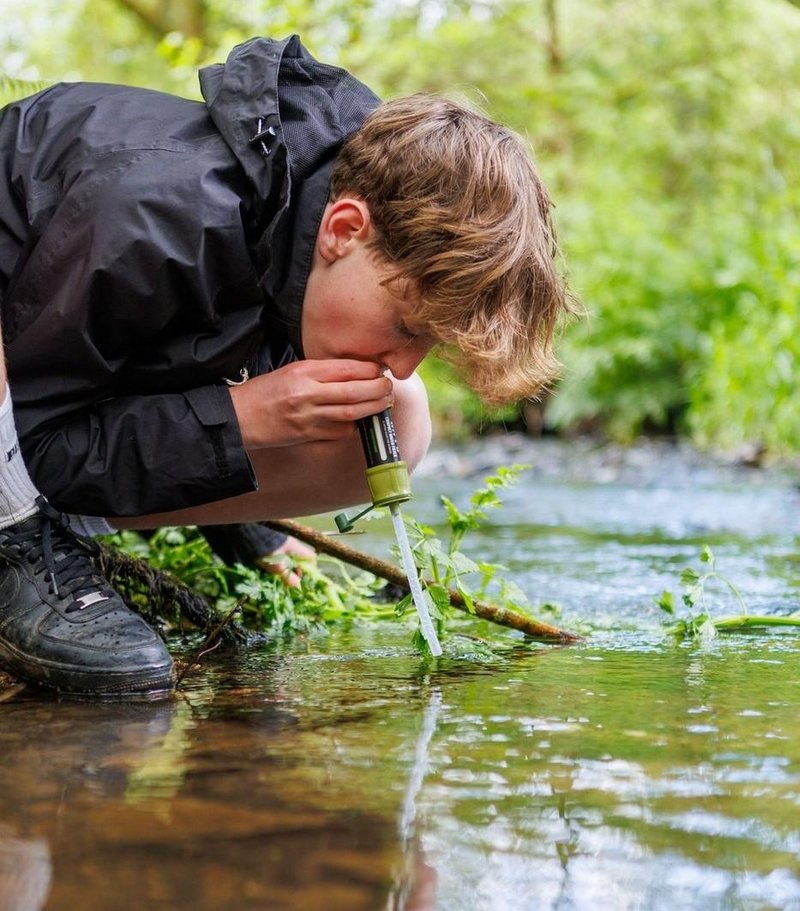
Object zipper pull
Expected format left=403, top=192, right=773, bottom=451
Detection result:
left=224, top=366, right=250, bottom=386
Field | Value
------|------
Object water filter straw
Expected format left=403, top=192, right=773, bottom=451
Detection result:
left=357, top=410, right=412, bottom=507
left=356, top=409, right=443, bottom=657
left=389, top=502, right=443, bottom=657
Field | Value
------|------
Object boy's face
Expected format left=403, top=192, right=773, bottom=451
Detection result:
left=301, top=198, right=434, bottom=379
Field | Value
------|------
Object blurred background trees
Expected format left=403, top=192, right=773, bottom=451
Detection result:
left=2, top=0, right=799, bottom=455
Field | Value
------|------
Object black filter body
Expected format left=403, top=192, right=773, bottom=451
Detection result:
left=357, top=409, right=402, bottom=467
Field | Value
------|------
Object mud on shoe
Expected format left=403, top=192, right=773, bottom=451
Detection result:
left=0, top=497, right=174, bottom=697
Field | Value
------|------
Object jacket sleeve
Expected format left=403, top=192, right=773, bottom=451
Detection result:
left=9, top=145, right=261, bottom=517
left=199, top=523, right=287, bottom=565
left=22, top=383, right=256, bottom=518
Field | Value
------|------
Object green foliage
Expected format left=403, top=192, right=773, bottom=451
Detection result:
left=687, top=209, right=800, bottom=453
left=397, top=464, right=539, bottom=647
left=4, top=0, right=800, bottom=452
left=417, top=358, right=518, bottom=439
left=103, top=465, right=544, bottom=654
left=540, top=0, right=800, bottom=449
left=439, top=463, right=529, bottom=554
left=656, top=545, right=800, bottom=641
left=0, top=76, right=47, bottom=107
left=104, top=526, right=384, bottom=637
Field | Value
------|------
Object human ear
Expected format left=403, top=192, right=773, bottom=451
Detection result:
left=316, top=197, right=372, bottom=263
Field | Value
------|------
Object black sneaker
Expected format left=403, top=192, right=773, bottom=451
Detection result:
left=0, top=497, right=174, bottom=697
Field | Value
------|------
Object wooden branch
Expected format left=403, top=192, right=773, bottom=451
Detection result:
left=115, top=0, right=170, bottom=39
left=264, top=519, right=581, bottom=644
left=176, top=598, right=244, bottom=686
left=544, top=0, right=563, bottom=73
left=115, top=0, right=207, bottom=41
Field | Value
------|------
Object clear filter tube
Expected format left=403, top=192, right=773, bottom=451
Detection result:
left=390, top=503, right=443, bottom=657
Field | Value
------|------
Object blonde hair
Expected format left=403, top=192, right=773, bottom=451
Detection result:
left=330, top=93, right=574, bottom=405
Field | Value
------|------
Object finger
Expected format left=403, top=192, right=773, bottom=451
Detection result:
left=314, top=395, right=398, bottom=426
left=310, top=376, right=394, bottom=406
left=255, top=556, right=302, bottom=588
left=275, top=537, right=317, bottom=561
left=301, top=359, right=385, bottom=382
left=281, top=569, right=302, bottom=588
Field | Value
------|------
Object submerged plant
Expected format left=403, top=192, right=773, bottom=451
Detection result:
left=656, top=545, right=800, bottom=641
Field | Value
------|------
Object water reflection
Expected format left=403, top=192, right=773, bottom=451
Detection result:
left=0, top=830, right=50, bottom=911
left=421, top=640, right=800, bottom=910
left=387, top=688, right=442, bottom=911
left=0, top=649, right=447, bottom=911
left=3, top=631, right=800, bottom=910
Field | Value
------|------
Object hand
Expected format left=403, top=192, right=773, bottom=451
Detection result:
left=254, top=535, right=317, bottom=588
left=229, top=359, right=393, bottom=450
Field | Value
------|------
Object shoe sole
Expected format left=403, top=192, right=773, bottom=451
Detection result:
left=0, top=640, right=175, bottom=699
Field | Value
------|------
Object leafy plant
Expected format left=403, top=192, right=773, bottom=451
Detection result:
left=396, top=464, right=541, bottom=651
left=656, top=545, right=800, bottom=641
left=0, top=76, right=47, bottom=107
left=103, top=526, right=385, bottom=638
left=103, top=464, right=553, bottom=657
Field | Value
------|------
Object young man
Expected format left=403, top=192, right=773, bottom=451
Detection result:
left=0, top=35, right=568, bottom=697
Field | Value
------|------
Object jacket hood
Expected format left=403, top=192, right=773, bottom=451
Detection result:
left=199, top=36, right=380, bottom=353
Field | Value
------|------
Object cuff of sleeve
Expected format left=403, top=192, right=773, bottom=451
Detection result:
left=181, top=384, right=257, bottom=501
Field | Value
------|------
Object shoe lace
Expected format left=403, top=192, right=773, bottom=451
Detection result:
left=14, top=497, right=104, bottom=609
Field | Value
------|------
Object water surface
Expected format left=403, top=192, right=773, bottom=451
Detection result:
left=2, top=439, right=799, bottom=911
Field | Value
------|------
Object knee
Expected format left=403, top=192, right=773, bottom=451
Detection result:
left=392, top=372, right=432, bottom=472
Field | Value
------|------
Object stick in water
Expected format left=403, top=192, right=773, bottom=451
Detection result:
left=264, top=518, right=581, bottom=643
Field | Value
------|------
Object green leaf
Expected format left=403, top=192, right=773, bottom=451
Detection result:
left=411, top=627, right=429, bottom=657
left=656, top=590, right=675, bottom=614
left=471, top=488, right=500, bottom=511
left=157, top=527, right=186, bottom=546
left=428, top=584, right=452, bottom=616
left=448, top=551, right=481, bottom=576
left=689, top=582, right=705, bottom=604
left=234, top=579, right=267, bottom=600
left=680, top=568, right=701, bottom=586
left=456, top=582, right=475, bottom=614
left=440, top=495, right=464, bottom=528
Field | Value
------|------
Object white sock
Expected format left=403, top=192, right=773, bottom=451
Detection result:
left=0, top=385, right=41, bottom=528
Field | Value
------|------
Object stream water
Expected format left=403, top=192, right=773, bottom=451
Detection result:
left=1, top=438, right=799, bottom=911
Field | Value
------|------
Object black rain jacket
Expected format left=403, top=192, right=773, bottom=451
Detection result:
left=0, top=35, right=379, bottom=517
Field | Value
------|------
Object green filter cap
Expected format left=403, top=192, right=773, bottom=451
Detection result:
left=366, top=461, right=411, bottom=507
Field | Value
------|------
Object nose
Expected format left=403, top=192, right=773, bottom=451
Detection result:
left=380, top=343, right=430, bottom=380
